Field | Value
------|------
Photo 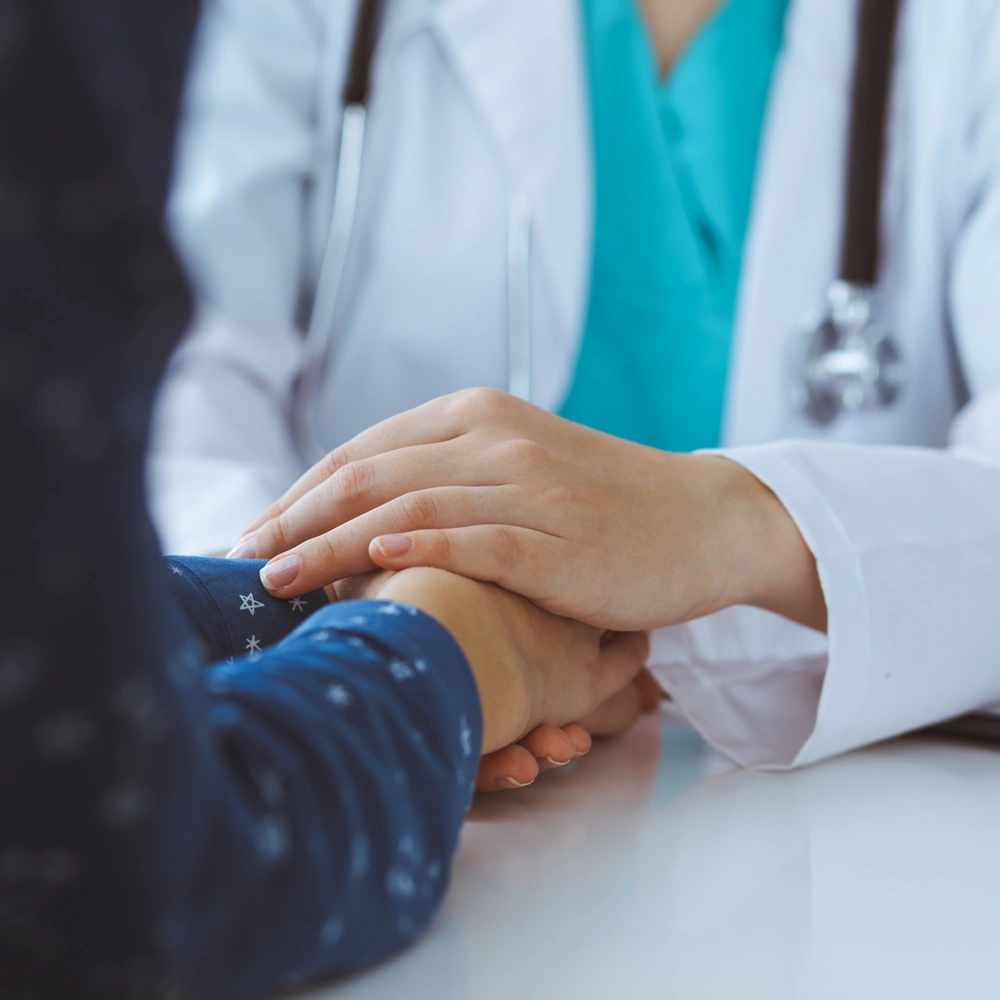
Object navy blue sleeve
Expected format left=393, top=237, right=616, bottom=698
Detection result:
left=0, top=4, right=483, bottom=998
left=174, top=599, right=483, bottom=994
left=164, top=556, right=331, bottom=663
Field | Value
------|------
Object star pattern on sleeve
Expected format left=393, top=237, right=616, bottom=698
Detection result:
left=245, top=635, right=262, bottom=656
left=389, top=660, right=414, bottom=682
left=239, top=593, right=265, bottom=616
left=327, top=685, right=351, bottom=707
left=288, top=596, right=308, bottom=612
left=170, top=565, right=183, bottom=575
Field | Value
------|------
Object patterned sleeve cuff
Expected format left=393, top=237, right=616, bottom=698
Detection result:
left=164, top=556, right=330, bottom=664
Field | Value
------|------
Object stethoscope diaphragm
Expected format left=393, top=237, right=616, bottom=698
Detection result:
left=797, top=281, right=905, bottom=426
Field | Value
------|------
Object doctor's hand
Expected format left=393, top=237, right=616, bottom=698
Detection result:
left=238, top=389, right=826, bottom=633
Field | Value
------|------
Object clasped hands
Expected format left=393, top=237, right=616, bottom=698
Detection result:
left=229, top=389, right=826, bottom=791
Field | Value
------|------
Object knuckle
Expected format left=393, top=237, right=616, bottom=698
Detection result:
left=447, top=388, right=480, bottom=421
left=315, top=531, right=340, bottom=571
left=429, top=529, right=453, bottom=563
left=491, top=526, right=523, bottom=569
left=396, top=490, right=439, bottom=530
left=543, top=479, right=574, bottom=506
left=333, top=458, right=376, bottom=501
left=319, top=446, right=351, bottom=481
left=455, top=386, right=511, bottom=423
left=264, top=513, right=292, bottom=555
left=493, top=436, right=547, bottom=473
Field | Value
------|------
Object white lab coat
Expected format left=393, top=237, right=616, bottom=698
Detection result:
left=151, top=0, right=1000, bottom=769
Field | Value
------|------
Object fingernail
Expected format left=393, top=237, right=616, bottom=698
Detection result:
left=542, top=756, right=570, bottom=768
left=495, top=776, right=534, bottom=790
left=260, top=553, right=301, bottom=591
left=374, top=534, right=413, bottom=558
left=226, top=534, right=257, bottom=560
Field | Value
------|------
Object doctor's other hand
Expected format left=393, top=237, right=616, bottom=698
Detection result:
left=335, top=568, right=657, bottom=792
left=240, top=389, right=826, bottom=634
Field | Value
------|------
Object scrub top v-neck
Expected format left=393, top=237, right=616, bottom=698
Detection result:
left=561, top=0, right=790, bottom=452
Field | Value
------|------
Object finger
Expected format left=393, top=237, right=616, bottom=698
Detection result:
left=365, top=525, right=563, bottom=603
left=261, top=521, right=561, bottom=599
left=476, top=743, right=540, bottom=792
left=560, top=723, right=593, bottom=757
left=242, top=443, right=469, bottom=560
left=241, top=390, right=502, bottom=538
left=251, top=447, right=531, bottom=562
left=518, top=725, right=579, bottom=771
left=633, top=667, right=664, bottom=711
left=576, top=683, right=643, bottom=738
left=583, top=631, right=651, bottom=714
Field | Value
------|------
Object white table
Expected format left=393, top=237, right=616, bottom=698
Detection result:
left=298, top=709, right=1000, bottom=1000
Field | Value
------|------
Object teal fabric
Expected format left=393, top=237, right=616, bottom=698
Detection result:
left=561, top=0, right=790, bottom=451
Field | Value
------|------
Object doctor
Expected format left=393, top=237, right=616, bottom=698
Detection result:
left=153, top=0, right=1000, bottom=769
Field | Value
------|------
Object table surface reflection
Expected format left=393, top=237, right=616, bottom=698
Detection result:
left=296, top=707, right=1000, bottom=1000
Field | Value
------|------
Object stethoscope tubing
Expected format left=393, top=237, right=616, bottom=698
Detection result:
left=840, top=0, right=903, bottom=287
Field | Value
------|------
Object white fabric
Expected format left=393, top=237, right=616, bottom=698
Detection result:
left=152, top=0, right=1000, bottom=768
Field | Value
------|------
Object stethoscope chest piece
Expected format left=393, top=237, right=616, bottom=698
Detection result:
left=799, top=281, right=905, bottom=425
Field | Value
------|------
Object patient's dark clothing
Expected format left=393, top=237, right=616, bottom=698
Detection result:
left=0, top=3, right=481, bottom=998
left=164, top=557, right=332, bottom=663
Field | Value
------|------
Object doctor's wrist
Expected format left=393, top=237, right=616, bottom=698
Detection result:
left=704, top=456, right=827, bottom=633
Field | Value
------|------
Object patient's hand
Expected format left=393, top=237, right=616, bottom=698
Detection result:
left=472, top=665, right=661, bottom=792
left=337, top=569, right=659, bottom=792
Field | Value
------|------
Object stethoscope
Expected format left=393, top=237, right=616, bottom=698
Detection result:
left=295, top=0, right=532, bottom=463
left=298, top=0, right=906, bottom=462
left=797, top=0, right=906, bottom=425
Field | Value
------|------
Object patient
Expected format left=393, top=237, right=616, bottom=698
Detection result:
left=166, top=553, right=658, bottom=790
left=5, top=546, right=652, bottom=998
left=0, top=4, right=653, bottom=997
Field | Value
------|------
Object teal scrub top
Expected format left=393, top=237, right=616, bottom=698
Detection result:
left=560, top=0, right=790, bottom=452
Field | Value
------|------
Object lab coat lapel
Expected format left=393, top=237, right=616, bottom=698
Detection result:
left=431, top=0, right=592, bottom=365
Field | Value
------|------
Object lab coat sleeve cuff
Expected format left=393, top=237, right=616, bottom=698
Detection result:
left=654, top=443, right=872, bottom=770
left=723, top=444, right=874, bottom=766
